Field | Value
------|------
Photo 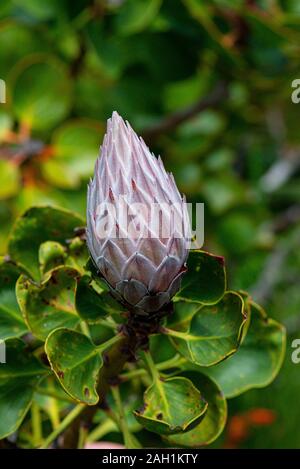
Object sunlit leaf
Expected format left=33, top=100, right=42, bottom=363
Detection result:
left=16, top=266, right=80, bottom=341
left=134, top=376, right=207, bottom=435
left=45, top=328, right=103, bottom=405
left=8, top=206, right=84, bottom=280
left=167, top=292, right=247, bottom=366
left=167, top=372, right=227, bottom=447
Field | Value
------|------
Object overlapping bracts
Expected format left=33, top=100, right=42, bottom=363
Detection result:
left=87, top=112, right=190, bottom=314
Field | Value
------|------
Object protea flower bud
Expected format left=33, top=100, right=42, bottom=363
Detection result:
left=87, top=112, right=190, bottom=315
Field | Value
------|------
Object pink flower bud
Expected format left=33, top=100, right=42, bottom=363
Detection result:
left=87, top=112, right=190, bottom=314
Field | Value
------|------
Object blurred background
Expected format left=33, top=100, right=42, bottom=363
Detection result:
left=0, top=0, right=300, bottom=448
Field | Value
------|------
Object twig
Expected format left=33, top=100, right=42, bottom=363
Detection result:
left=0, top=139, right=45, bottom=164
left=41, top=404, right=86, bottom=449
left=259, top=147, right=300, bottom=193
left=141, top=81, right=228, bottom=142
left=111, top=386, right=141, bottom=449
left=272, top=204, right=300, bottom=233
left=250, top=228, right=300, bottom=305
left=249, top=243, right=289, bottom=305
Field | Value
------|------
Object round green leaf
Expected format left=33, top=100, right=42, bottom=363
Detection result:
left=167, top=372, right=227, bottom=447
left=8, top=206, right=84, bottom=281
left=11, top=56, right=72, bottom=130
left=0, top=260, right=27, bottom=340
left=16, top=266, right=80, bottom=341
left=134, top=376, right=208, bottom=435
left=176, top=250, right=226, bottom=305
left=45, top=328, right=103, bottom=405
left=0, top=22, right=41, bottom=76
left=201, top=302, right=286, bottom=398
left=0, top=339, right=48, bottom=439
left=167, top=291, right=247, bottom=367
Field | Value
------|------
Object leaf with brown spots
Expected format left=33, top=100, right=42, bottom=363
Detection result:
left=134, top=376, right=207, bottom=435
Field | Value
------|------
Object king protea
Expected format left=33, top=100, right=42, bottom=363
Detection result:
left=87, top=112, right=190, bottom=314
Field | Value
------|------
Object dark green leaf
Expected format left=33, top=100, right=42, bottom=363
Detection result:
left=176, top=250, right=226, bottom=305
left=115, top=0, right=162, bottom=35
left=0, top=339, right=48, bottom=439
left=0, top=260, right=27, bottom=340
left=76, top=275, right=123, bottom=323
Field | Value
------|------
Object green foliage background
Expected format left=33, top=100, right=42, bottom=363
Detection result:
left=0, top=0, right=300, bottom=448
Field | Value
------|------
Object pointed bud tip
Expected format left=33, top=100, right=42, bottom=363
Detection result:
left=111, top=110, right=121, bottom=121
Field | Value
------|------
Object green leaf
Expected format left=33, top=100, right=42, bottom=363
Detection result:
left=202, top=176, right=245, bottom=214
left=42, top=120, right=102, bottom=189
left=38, top=241, right=66, bottom=276
left=8, top=206, right=84, bottom=281
left=0, top=22, right=41, bottom=76
left=45, top=328, right=103, bottom=405
left=167, top=372, right=227, bottom=447
left=75, top=275, right=118, bottom=323
left=166, top=301, right=202, bottom=331
left=115, top=0, right=162, bottom=35
left=11, top=56, right=72, bottom=130
left=0, top=339, right=48, bottom=439
left=12, top=0, right=58, bottom=21
left=167, top=291, right=247, bottom=367
left=16, top=267, right=80, bottom=341
left=0, top=160, right=20, bottom=199
left=176, top=250, right=226, bottom=305
left=134, top=376, right=207, bottom=435
left=0, top=260, right=27, bottom=340
left=65, top=236, right=89, bottom=273
left=201, top=302, right=286, bottom=397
